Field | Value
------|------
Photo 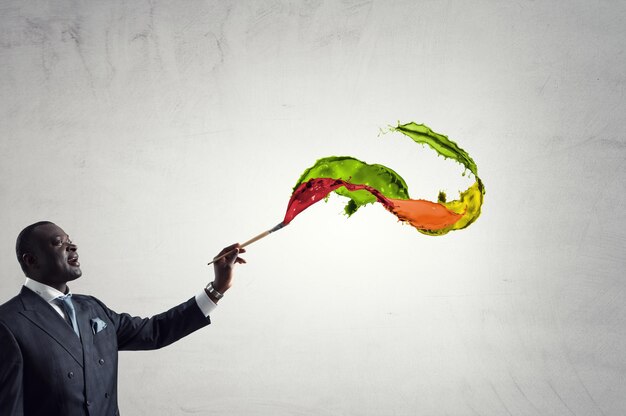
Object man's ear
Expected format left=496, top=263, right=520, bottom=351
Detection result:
left=22, top=253, right=37, bottom=269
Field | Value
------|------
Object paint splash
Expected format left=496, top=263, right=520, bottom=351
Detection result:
left=283, top=122, right=485, bottom=236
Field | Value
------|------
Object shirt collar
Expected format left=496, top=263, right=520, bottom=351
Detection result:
left=24, top=278, right=71, bottom=303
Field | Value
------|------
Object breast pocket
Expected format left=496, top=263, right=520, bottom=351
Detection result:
left=90, top=317, right=117, bottom=352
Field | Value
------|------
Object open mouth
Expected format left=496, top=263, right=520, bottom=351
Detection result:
left=68, top=255, right=80, bottom=267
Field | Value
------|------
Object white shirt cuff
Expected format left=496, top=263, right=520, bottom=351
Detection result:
left=195, top=289, right=218, bottom=317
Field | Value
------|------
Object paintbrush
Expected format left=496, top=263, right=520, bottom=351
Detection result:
left=207, top=222, right=287, bottom=265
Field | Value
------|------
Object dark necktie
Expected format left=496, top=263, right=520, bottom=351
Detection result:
left=55, top=294, right=80, bottom=337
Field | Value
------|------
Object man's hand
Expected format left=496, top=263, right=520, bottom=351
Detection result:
left=208, top=243, right=246, bottom=302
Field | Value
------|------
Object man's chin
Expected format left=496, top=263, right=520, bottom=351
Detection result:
left=67, top=269, right=82, bottom=280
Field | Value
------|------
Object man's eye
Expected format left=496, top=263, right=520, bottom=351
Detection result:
left=54, top=241, right=63, bottom=246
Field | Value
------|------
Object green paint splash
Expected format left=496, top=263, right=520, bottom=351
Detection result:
left=392, top=122, right=479, bottom=177
left=294, top=156, right=410, bottom=216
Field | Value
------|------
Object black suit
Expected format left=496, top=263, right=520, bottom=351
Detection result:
left=0, top=286, right=210, bottom=416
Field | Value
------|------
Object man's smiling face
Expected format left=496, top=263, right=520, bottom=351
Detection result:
left=26, top=223, right=82, bottom=288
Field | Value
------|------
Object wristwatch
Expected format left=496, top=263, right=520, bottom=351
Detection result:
left=205, top=282, right=224, bottom=300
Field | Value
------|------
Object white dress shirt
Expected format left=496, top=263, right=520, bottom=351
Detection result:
left=24, top=278, right=217, bottom=318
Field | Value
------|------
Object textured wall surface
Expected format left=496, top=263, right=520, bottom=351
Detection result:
left=1, top=1, right=625, bottom=415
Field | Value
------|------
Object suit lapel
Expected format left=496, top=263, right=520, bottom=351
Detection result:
left=73, top=297, right=93, bottom=351
left=19, top=287, right=84, bottom=368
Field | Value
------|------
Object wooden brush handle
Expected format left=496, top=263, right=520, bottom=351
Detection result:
left=207, top=223, right=285, bottom=266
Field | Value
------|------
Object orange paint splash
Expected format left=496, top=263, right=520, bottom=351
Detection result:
left=387, top=198, right=463, bottom=230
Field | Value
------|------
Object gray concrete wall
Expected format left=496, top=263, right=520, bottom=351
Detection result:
left=1, top=1, right=625, bottom=415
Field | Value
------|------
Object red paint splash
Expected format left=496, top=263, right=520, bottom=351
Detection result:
left=284, top=178, right=462, bottom=231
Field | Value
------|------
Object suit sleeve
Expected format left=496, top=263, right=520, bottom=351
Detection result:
left=0, top=321, right=24, bottom=416
left=93, top=297, right=210, bottom=351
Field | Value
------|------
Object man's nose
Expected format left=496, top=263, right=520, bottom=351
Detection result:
left=66, top=243, right=77, bottom=251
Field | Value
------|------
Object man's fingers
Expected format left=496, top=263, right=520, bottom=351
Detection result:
left=218, top=243, right=241, bottom=256
left=215, top=244, right=243, bottom=260
left=224, top=248, right=240, bottom=263
left=213, top=244, right=247, bottom=266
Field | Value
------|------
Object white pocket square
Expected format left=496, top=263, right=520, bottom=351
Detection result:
left=90, top=317, right=107, bottom=334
